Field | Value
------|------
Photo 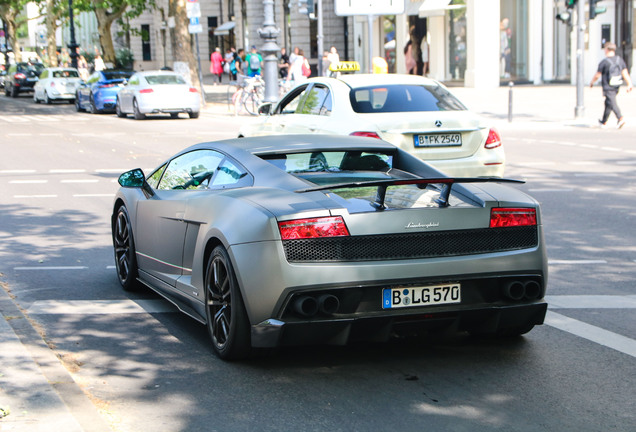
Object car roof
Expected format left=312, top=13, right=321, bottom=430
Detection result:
left=135, top=70, right=180, bottom=76
left=324, top=73, right=442, bottom=89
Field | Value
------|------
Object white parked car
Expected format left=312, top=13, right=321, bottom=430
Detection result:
left=33, top=67, right=82, bottom=104
left=239, top=73, right=505, bottom=178
left=116, top=70, right=201, bottom=120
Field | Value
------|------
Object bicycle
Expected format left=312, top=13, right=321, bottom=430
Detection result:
left=231, top=75, right=264, bottom=116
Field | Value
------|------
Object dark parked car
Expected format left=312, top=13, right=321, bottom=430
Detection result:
left=75, top=70, right=134, bottom=113
left=4, top=62, right=44, bottom=97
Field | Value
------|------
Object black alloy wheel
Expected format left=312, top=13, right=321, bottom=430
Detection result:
left=205, top=246, right=250, bottom=360
left=113, top=205, right=139, bottom=291
left=89, top=95, right=100, bottom=114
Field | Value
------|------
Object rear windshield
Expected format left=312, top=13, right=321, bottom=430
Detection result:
left=53, top=70, right=79, bottom=78
left=261, top=151, right=467, bottom=210
left=145, top=74, right=186, bottom=85
left=103, top=71, right=133, bottom=81
left=350, top=84, right=467, bottom=113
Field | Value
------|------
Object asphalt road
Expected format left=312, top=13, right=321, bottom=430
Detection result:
left=0, top=93, right=635, bottom=432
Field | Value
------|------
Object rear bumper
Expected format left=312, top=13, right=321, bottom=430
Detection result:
left=251, top=301, right=548, bottom=347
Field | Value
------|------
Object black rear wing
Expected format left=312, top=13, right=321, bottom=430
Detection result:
left=296, top=177, right=525, bottom=209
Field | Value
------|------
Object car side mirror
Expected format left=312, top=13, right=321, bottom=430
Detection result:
left=118, top=168, right=155, bottom=197
left=258, top=102, right=273, bottom=116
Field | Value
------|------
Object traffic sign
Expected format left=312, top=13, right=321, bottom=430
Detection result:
left=189, top=16, right=202, bottom=34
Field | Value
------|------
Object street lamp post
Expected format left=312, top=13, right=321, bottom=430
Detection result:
left=67, top=0, right=79, bottom=69
left=258, top=0, right=280, bottom=104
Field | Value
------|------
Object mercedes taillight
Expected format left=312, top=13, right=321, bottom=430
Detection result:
left=484, top=128, right=502, bottom=149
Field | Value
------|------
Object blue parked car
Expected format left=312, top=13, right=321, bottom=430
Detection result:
left=76, top=70, right=134, bottom=113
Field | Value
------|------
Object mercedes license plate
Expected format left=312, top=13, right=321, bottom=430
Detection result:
left=414, top=133, right=462, bottom=147
left=382, top=283, right=461, bottom=309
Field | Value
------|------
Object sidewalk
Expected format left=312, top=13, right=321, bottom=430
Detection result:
left=199, top=72, right=636, bottom=130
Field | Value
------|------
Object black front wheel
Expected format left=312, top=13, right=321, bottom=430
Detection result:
left=205, top=246, right=251, bottom=360
left=112, top=205, right=140, bottom=291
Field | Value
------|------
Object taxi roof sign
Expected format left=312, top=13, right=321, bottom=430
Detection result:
left=329, top=61, right=360, bottom=73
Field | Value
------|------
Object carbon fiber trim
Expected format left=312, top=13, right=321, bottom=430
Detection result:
left=282, top=226, right=538, bottom=262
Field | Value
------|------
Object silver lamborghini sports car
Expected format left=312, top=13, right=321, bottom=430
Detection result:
left=112, top=135, right=548, bottom=359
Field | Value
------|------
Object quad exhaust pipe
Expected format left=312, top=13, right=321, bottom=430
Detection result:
left=293, top=294, right=340, bottom=317
left=502, top=280, right=542, bottom=301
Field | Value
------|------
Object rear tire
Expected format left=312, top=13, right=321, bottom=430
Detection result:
left=133, top=99, right=145, bottom=120
left=44, top=92, right=51, bottom=105
left=11, top=85, right=18, bottom=98
left=188, top=111, right=200, bottom=119
left=75, top=94, right=83, bottom=112
left=205, top=246, right=251, bottom=360
left=115, top=98, right=126, bottom=118
left=170, top=113, right=179, bottom=119
left=112, top=205, right=140, bottom=292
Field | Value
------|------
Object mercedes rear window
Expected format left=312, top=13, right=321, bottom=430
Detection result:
left=145, top=74, right=186, bottom=85
left=350, top=84, right=467, bottom=113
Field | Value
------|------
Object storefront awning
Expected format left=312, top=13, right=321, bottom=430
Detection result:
left=418, top=0, right=465, bottom=18
left=213, top=21, right=235, bottom=36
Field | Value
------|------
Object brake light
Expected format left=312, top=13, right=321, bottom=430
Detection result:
left=139, top=88, right=154, bottom=94
left=99, top=83, right=116, bottom=88
left=489, top=208, right=537, bottom=228
left=14, top=73, right=26, bottom=80
left=50, top=82, right=56, bottom=87
left=484, top=128, right=502, bottom=149
left=278, top=216, right=350, bottom=240
left=350, top=131, right=381, bottom=139
left=189, top=87, right=198, bottom=93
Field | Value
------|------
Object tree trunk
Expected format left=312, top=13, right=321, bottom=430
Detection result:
left=0, top=6, right=21, bottom=63
left=168, top=0, right=202, bottom=100
left=92, top=1, right=128, bottom=67
left=45, top=0, right=60, bottom=67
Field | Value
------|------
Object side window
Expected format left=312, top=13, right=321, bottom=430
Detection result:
left=147, top=164, right=167, bottom=189
left=277, top=86, right=308, bottom=114
left=157, top=150, right=224, bottom=190
left=299, top=85, right=331, bottom=115
left=211, top=159, right=246, bottom=187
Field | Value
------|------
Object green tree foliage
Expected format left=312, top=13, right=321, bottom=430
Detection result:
left=0, top=0, right=29, bottom=63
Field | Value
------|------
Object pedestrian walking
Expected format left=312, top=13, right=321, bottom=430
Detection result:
left=279, top=47, right=290, bottom=79
left=210, top=47, right=224, bottom=85
left=590, top=42, right=633, bottom=129
left=246, top=46, right=262, bottom=78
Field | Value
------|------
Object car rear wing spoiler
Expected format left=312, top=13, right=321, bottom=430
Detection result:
left=296, top=177, right=525, bottom=209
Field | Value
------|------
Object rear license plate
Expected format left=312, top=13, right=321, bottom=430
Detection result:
left=382, top=283, right=461, bottom=309
left=414, top=133, right=462, bottom=147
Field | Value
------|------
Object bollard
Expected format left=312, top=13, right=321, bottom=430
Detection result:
left=508, top=81, right=514, bottom=122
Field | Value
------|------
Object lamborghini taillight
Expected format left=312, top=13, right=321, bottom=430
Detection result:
left=489, top=208, right=537, bottom=228
left=278, top=216, right=350, bottom=240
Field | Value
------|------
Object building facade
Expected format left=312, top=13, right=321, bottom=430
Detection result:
left=13, top=0, right=633, bottom=89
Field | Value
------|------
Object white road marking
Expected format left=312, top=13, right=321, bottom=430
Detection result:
left=0, top=169, right=37, bottom=174
left=546, top=295, right=636, bottom=309
left=548, top=259, right=608, bottom=265
left=528, top=188, right=573, bottom=192
left=545, top=311, right=636, bottom=359
left=14, top=266, right=88, bottom=271
left=49, top=169, right=86, bottom=174
left=9, top=180, right=48, bottom=184
left=27, top=299, right=176, bottom=315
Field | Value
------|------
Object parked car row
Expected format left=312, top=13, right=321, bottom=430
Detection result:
left=4, top=65, right=200, bottom=120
